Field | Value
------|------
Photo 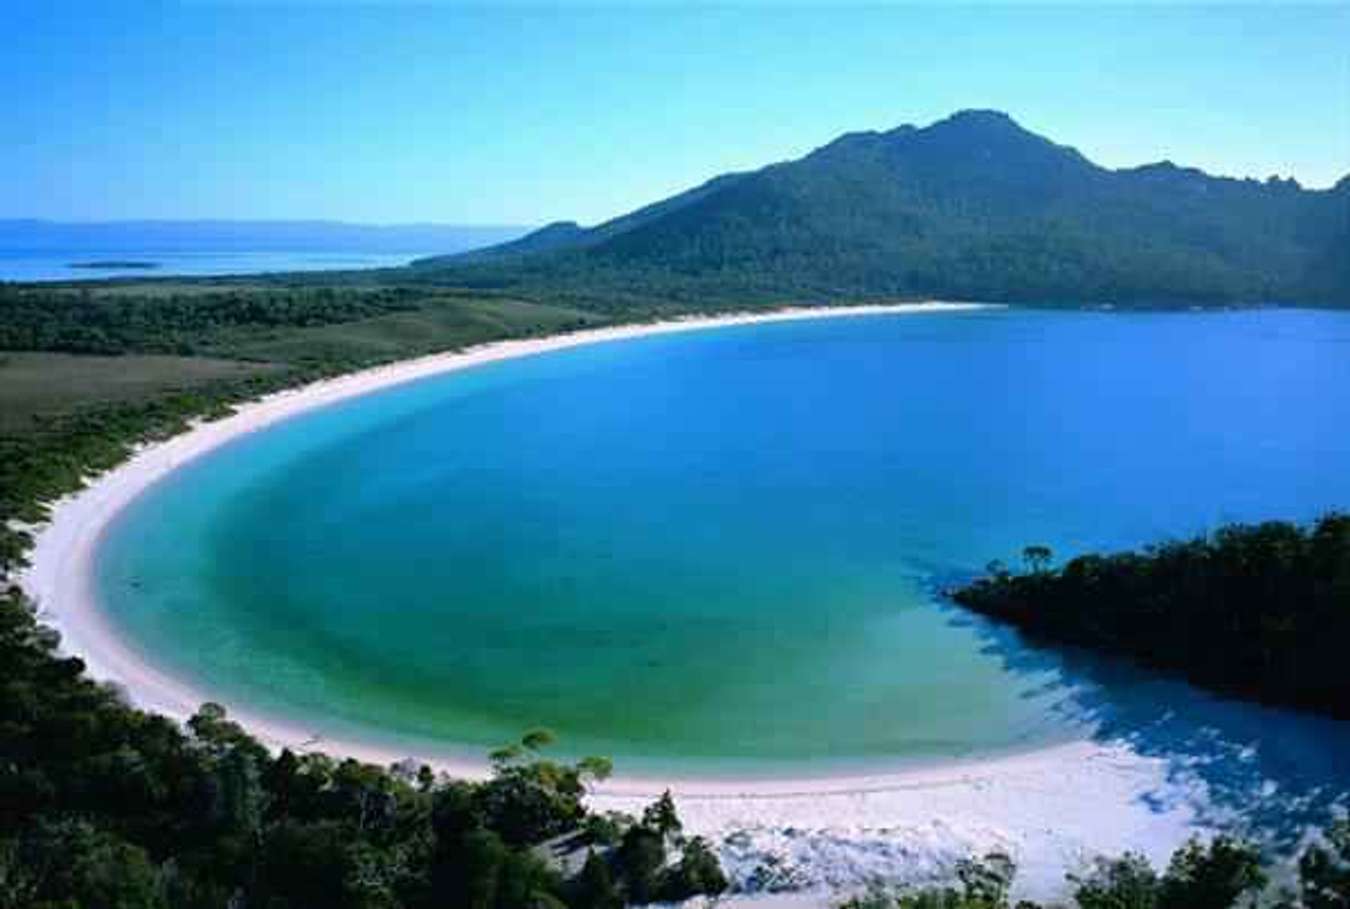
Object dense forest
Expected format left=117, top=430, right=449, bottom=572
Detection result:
left=949, top=515, right=1350, bottom=718
left=412, top=111, right=1350, bottom=309
left=0, top=285, right=429, bottom=355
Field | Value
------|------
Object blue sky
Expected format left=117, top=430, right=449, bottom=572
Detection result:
left=5, top=1, right=1347, bottom=225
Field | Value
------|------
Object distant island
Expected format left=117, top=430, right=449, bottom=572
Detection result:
left=68, top=260, right=160, bottom=270
left=949, top=515, right=1350, bottom=718
left=0, top=219, right=529, bottom=255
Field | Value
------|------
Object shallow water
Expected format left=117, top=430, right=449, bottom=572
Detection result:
left=96, top=308, right=1350, bottom=821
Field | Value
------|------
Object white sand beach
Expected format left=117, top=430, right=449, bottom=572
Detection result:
left=14, top=300, right=1215, bottom=905
left=591, top=740, right=1212, bottom=905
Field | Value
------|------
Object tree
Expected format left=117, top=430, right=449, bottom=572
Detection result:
left=3, top=819, right=163, bottom=909
left=521, top=728, right=557, bottom=753
left=255, top=819, right=353, bottom=909
left=461, top=828, right=509, bottom=909
left=641, top=791, right=682, bottom=839
left=662, top=836, right=729, bottom=902
left=616, top=825, right=666, bottom=904
left=1298, top=820, right=1350, bottom=909
left=956, top=852, right=1016, bottom=908
left=495, top=847, right=563, bottom=909
left=1021, top=545, right=1053, bottom=574
left=477, top=762, right=588, bottom=847
left=1072, top=852, right=1161, bottom=909
left=574, top=850, right=622, bottom=909
left=1158, top=837, right=1266, bottom=909
left=577, top=755, right=614, bottom=783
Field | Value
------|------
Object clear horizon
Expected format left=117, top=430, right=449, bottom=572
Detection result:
left=7, top=1, right=1347, bottom=225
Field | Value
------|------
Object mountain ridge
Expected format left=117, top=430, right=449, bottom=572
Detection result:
left=413, top=111, right=1348, bottom=308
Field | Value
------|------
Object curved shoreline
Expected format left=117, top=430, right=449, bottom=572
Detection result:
left=19, top=301, right=992, bottom=776
left=15, top=300, right=1211, bottom=902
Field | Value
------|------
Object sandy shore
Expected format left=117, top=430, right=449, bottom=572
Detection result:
left=593, top=740, right=1210, bottom=905
left=14, top=300, right=1213, bottom=904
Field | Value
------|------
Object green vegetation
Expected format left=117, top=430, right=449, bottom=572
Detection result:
left=0, top=353, right=279, bottom=435
left=841, top=832, right=1350, bottom=909
left=948, top=515, right=1350, bottom=718
left=0, top=585, right=727, bottom=908
left=411, top=111, right=1349, bottom=309
left=0, top=283, right=602, bottom=358
left=0, top=283, right=418, bottom=354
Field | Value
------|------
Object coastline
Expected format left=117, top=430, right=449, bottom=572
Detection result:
left=13, top=300, right=1213, bottom=903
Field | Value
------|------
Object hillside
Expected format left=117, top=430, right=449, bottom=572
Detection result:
left=412, top=111, right=1349, bottom=308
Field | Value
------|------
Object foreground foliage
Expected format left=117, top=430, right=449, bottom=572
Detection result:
left=0, top=587, right=726, bottom=908
left=949, top=515, right=1350, bottom=718
left=842, top=833, right=1350, bottom=909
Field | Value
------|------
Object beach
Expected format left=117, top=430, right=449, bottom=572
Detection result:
left=14, top=300, right=1214, bottom=904
left=592, top=740, right=1209, bottom=905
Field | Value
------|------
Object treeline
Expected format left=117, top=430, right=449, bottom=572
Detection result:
left=0, top=285, right=425, bottom=355
left=949, top=515, right=1350, bottom=718
left=0, top=586, right=727, bottom=908
left=841, top=831, right=1350, bottom=909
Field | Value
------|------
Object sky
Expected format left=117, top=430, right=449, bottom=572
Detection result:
left=4, top=1, right=1347, bottom=226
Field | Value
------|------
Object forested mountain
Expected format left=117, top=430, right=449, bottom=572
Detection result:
left=413, top=111, right=1350, bottom=308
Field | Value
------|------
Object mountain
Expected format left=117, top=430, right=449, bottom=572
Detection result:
left=412, top=111, right=1349, bottom=307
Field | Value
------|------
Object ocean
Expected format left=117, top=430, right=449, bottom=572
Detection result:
left=0, top=220, right=526, bottom=281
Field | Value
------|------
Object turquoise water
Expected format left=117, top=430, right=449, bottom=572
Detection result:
left=96, top=309, right=1350, bottom=797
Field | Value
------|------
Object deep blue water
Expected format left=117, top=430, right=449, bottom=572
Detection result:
left=96, top=307, right=1350, bottom=840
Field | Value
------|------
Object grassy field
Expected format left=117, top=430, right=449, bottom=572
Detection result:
left=0, top=352, right=280, bottom=435
left=19, top=279, right=277, bottom=296
left=205, top=294, right=609, bottom=363
left=0, top=286, right=610, bottom=432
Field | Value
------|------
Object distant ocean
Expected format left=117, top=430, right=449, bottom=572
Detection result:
left=0, top=220, right=528, bottom=282
left=0, top=250, right=435, bottom=282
